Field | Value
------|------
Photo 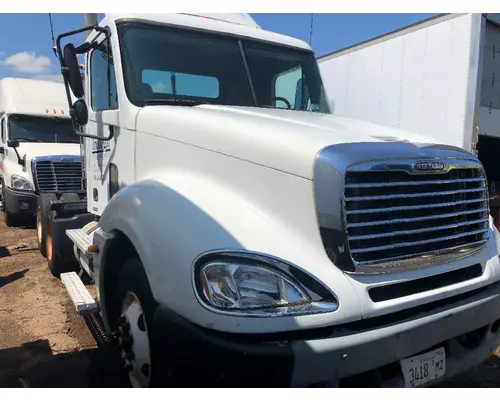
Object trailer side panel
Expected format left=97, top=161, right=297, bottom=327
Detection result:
left=318, top=14, right=479, bottom=151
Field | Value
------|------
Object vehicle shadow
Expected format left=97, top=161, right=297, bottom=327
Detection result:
left=0, top=269, right=29, bottom=288
left=0, top=338, right=130, bottom=388
left=0, top=246, right=10, bottom=258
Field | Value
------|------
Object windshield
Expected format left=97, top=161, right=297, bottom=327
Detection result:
left=117, top=22, right=331, bottom=114
left=8, top=115, right=78, bottom=143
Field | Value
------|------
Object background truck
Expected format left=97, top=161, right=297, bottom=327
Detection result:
left=317, top=13, right=500, bottom=230
left=43, top=12, right=500, bottom=388
left=0, top=77, right=84, bottom=236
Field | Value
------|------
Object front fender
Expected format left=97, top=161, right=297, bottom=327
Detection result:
left=98, top=171, right=360, bottom=334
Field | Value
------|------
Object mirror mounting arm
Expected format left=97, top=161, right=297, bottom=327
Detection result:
left=13, top=148, right=25, bottom=167
left=7, top=144, right=25, bottom=167
left=6, top=140, right=23, bottom=166
left=69, top=106, right=115, bottom=142
left=73, top=128, right=115, bottom=142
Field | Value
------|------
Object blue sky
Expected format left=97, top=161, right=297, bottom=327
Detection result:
left=0, top=13, right=435, bottom=82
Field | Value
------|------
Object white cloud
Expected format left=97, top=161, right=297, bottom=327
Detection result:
left=32, top=74, right=63, bottom=83
left=1, top=51, right=52, bottom=74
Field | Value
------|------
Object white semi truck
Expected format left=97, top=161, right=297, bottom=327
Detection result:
left=44, top=13, right=500, bottom=388
left=0, top=78, right=83, bottom=228
left=317, top=13, right=500, bottom=232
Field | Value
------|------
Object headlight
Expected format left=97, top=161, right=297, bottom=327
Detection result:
left=195, top=256, right=338, bottom=316
left=11, top=175, right=33, bottom=191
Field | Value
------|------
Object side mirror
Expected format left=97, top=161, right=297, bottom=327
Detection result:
left=7, top=140, right=19, bottom=148
left=0, top=147, right=4, bottom=155
left=64, top=43, right=85, bottom=98
left=71, top=99, right=89, bottom=126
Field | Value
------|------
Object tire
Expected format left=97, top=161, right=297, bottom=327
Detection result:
left=45, top=211, right=77, bottom=278
left=110, top=257, right=161, bottom=388
left=37, top=193, right=57, bottom=257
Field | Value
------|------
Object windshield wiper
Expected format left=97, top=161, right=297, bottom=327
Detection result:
left=141, top=98, right=206, bottom=107
left=15, top=138, right=41, bottom=142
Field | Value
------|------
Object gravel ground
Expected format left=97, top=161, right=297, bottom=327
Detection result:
left=0, top=218, right=499, bottom=388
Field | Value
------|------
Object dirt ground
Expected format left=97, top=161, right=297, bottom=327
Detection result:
left=0, top=219, right=500, bottom=388
left=0, top=219, right=129, bottom=388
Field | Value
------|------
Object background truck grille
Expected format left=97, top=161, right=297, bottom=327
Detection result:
left=34, top=160, right=84, bottom=193
left=344, top=165, right=489, bottom=270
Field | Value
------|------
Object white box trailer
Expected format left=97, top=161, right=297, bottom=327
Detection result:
left=317, top=13, right=500, bottom=227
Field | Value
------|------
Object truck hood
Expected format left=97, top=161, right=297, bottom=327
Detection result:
left=16, top=142, right=81, bottom=164
left=136, top=105, right=451, bottom=179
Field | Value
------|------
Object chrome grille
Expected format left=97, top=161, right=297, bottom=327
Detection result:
left=344, top=162, right=489, bottom=271
left=34, top=160, right=84, bottom=192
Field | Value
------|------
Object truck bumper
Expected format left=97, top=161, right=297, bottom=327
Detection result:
left=3, top=187, right=37, bottom=218
left=152, top=281, right=500, bottom=387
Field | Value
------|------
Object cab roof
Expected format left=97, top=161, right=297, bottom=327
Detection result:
left=100, top=13, right=312, bottom=52
left=0, top=77, right=70, bottom=118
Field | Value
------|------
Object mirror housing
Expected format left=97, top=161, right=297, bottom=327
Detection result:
left=64, top=43, right=85, bottom=98
left=71, top=99, right=89, bottom=126
left=7, top=139, right=19, bottom=148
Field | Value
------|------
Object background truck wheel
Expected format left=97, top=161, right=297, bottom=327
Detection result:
left=111, top=257, right=161, bottom=388
left=45, top=211, right=76, bottom=278
left=37, top=193, right=57, bottom=257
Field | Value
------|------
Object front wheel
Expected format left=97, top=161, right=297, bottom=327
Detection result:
left=112, top=257, right=161, bottom=388
left=45, top=211, right=77, bottom=278
left=37, top=193, right=57, bottom=257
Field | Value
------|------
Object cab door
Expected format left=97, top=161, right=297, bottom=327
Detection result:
left=84, top=34, right=119, bottom=215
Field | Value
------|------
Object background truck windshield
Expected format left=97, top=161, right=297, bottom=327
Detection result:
left=8, top=115, right=78, bottom=143
left=117, top=22, right=331, bottom=114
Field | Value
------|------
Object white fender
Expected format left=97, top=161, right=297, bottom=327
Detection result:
left=98, top=170, right=362, bottom=334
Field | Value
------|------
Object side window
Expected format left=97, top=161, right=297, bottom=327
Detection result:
left=142, top=69, right=219, bottom=99
left=274, top=67, right=310, bottom=110
left=90, top=38, right=118, bottom=111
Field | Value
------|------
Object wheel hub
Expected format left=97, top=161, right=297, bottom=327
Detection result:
left=118, top=293, right=151, bottom=388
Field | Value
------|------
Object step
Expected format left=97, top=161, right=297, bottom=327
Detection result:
left=66, top=228, right=93, bottom=256
left=61, top=271, right=99, bottom=315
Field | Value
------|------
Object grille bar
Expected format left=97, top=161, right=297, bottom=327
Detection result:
left=350, top=228, right=488, bottom=253
left=345, top=177, right=484, bottom=189
left=344, top=161, right=489, bottom=272
left=357, top=241, right=488, bottom=268
left=349, top=218, right=489, bottom=240
left=345, top=197, right=488, bottom=214
left=347, top=207, right=490, bottom=228
left=346, top=187, right=486, bottom=202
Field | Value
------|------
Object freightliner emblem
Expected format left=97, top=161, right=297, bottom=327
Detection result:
left=412, top=161, right=446, bottom=172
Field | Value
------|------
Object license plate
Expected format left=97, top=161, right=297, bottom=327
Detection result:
left=400, top=347, right=446, bottom=388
